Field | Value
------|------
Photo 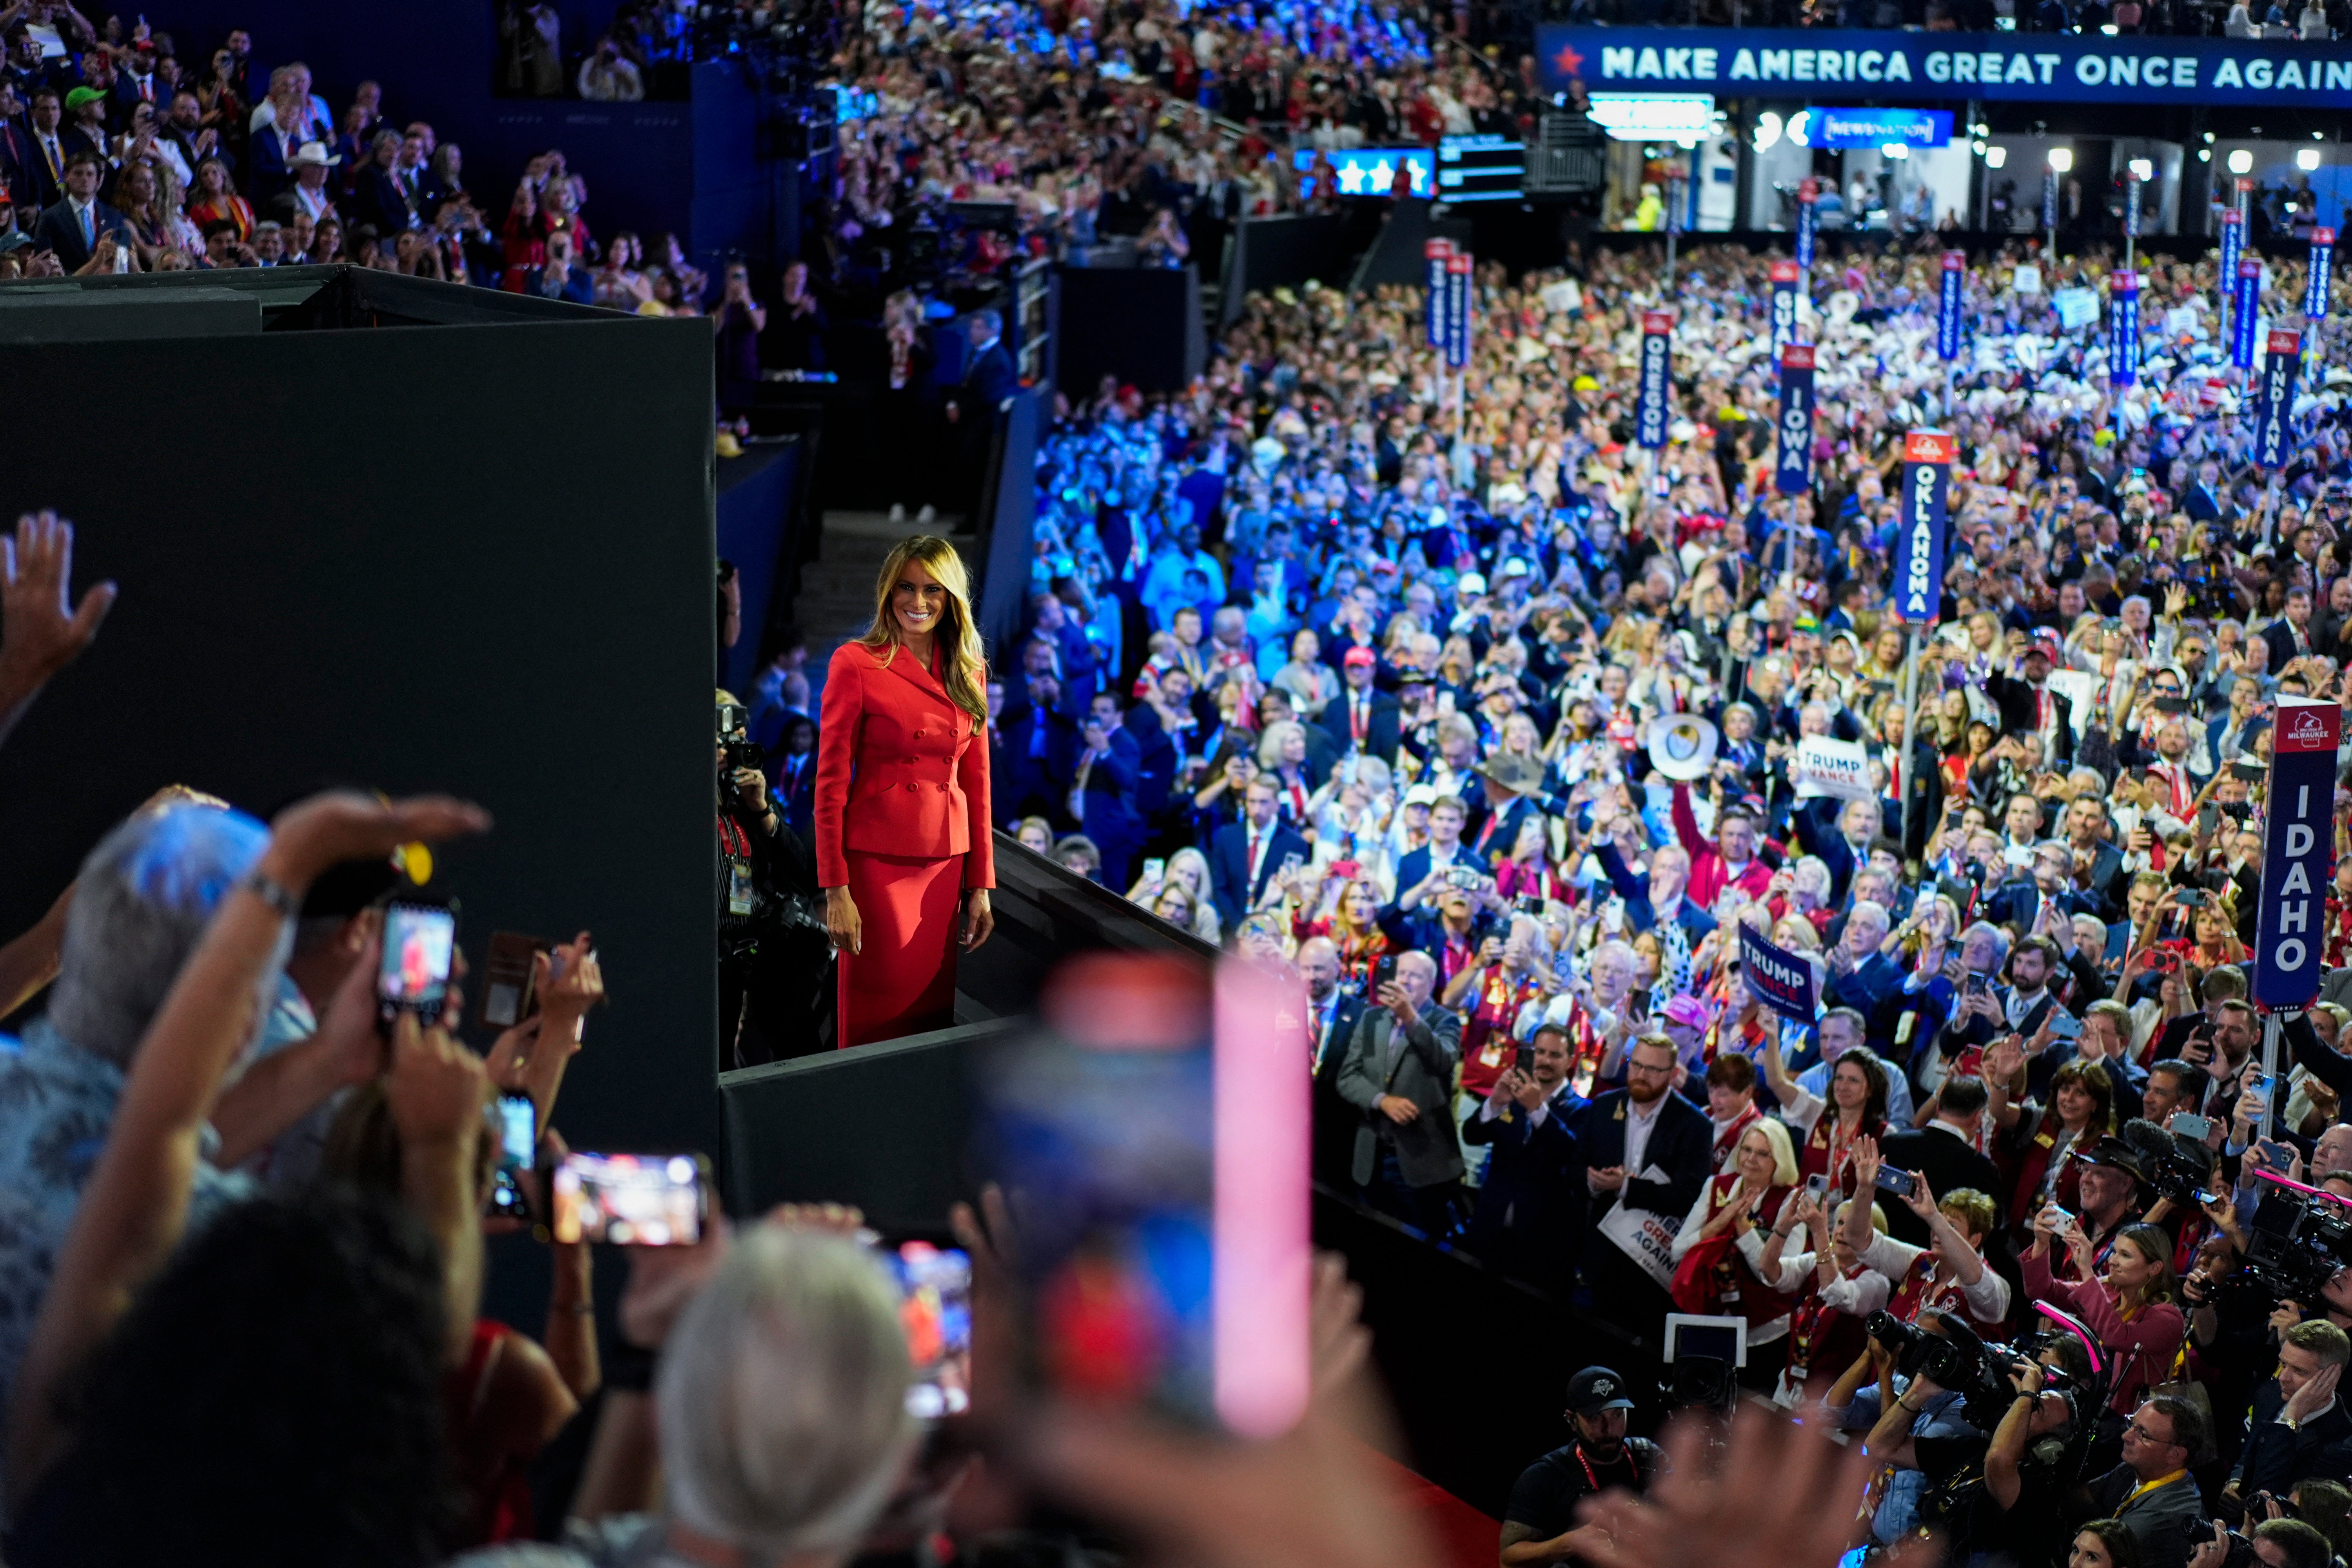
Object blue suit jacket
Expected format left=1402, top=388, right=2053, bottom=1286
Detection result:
left=1209, top=818, right=1310, bottom=931
left=1593, top=841, right=1717, bottom=944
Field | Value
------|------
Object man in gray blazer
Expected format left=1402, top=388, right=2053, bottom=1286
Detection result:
left=1338, top=949, right=1465, bottom=1239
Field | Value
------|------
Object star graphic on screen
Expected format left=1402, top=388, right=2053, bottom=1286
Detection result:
left=1552, top=42, right=1584, bottom=77
left=1368, top=158, right=1394, bottom=193
left=1336, top=160, right=1367, bottom=195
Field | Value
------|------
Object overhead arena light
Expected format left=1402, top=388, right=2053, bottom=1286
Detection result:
left=1586, top=93, right=1719, bottom=142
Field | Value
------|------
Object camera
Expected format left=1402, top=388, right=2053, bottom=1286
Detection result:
left=2182, top=1516, right=2258, bottom=1568
left=2118, top=1119, right=2219, bottom=1210
left=722, top=738, right=764, bottom=772
left=1865, top=1309, right=2080, bottom=1432
left=2226, top=1175, right=2352, bottom=1309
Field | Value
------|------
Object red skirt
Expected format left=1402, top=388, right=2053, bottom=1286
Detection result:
left=838, top=849, right=964, bottom=1048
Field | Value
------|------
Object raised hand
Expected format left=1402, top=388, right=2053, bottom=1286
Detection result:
left=0, top=510, right=116, bottom=729
left=263, top=790, right=491, bottom=892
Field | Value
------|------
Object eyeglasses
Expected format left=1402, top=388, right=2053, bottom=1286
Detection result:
left=2123, top=1419, right=2177, bottom=1446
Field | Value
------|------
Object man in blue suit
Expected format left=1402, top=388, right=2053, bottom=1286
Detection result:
left=1462, top=1024, right=1586, bottom=1290
left=1592, top=833, right=1715, bottom=948
left=30, top=151, right=124, bottom=273
left=1793, top=793, right=1883, bottom=910
left=1209, top=775, right=1309, bottom=932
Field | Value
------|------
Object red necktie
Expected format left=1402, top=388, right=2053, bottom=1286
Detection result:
left=1352, top=695, right=1367, bottom=744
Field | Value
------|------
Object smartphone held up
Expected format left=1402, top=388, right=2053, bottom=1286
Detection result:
left=975, top=952, right=1312, bottom=1438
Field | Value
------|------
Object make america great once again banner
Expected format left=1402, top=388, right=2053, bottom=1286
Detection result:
left=1538, top=26, right=2352, bottom=106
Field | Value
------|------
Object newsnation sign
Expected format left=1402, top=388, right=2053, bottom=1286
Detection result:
left=1539, top=26, right=2352, bottom=105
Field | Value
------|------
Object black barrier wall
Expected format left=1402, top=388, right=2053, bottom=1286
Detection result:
left=714, top=829, right=1650, bottom=1517
left=0, top=268, right=721, bottom=1169
left=1050, top=264, right=1206, bottom=395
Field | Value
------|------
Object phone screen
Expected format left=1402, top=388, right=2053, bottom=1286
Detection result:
left=496, top=1093, right=535, bottom=1170
left=488, top=1093, right=536, bottom=1218
left=976, top=954, right=1309, bottom=1436
left=379, top=901, right=456, bottom=1015
left=551, top=1152, right=709, bottom=1246
left=886, top=1241, right=973, bottom=1419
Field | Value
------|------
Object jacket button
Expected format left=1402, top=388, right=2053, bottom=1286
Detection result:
left=907, top=782, right=918, bottom=791
left=939, top=783, right=949, bottom=792
left=914, top=730, right=924, bottom=738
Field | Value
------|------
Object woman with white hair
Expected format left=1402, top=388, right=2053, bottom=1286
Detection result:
left=1256, top=718, right=1315, bottom=829
left=447, top=1219, right=919, bottom=1568
left=1670, top=1116, right=1802, bottom=1391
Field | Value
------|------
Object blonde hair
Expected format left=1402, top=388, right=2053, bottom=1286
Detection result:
left=1740, top=1116, right=1800, bottom=1187
left=856, top=535, right=987, bottom=728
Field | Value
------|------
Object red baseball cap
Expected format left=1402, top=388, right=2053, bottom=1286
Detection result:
left=1343, top=647, right=1377, bottom=668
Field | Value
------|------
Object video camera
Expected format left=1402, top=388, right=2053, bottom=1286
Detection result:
left=2118, top=1118, right=2220, bottom=1210
left=1865, top=1305, right=2105, bottom=1437
left=2226, top=1169, right=2352, bottom=1310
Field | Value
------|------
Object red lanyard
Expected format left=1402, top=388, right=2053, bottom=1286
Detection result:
left=1575, top=1442, right=1639, bottom=1494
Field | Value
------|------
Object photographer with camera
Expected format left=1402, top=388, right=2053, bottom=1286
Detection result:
left=1919, top=1346, right=2087, bottom=1568
left=2186, top=1517, right=2334, bottom=1568
left=717, top=691, right=828, bottom=1067
left=1853, top=1308, right=2091, bottom=1561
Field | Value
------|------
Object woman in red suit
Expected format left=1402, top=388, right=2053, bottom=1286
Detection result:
left=816, top=535, right=995, bottom=1047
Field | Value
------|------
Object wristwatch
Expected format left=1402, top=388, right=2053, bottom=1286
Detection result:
left=240, top=866, right=300, bottom=921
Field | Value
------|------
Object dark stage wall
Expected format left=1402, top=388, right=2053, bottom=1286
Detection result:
left=0, top=273, right=722, bottom=1167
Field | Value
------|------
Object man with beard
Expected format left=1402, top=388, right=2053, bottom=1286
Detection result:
left=1575, top=1032, right=1711, bottom=1345
left=1500, top=1366, right=1662, bottom=1566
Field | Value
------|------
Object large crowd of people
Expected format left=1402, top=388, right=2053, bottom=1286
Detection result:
left=972, top=135, right=2352, bottom=1562
left=0, top=5, right=730, bottom=309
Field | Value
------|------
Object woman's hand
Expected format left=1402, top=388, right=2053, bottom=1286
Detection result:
left=961, top=887, right=994, bottom=951
left=825, top=885, right=862, bottom=955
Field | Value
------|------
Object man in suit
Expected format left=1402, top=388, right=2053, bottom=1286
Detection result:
left=1318, top=645, right=1401, bottom=762
left=1984, top=638, right=2076, bottom=770
left=2085, top=1396, right=2211, bottom=1568
left=2264, top=584, right=2321, bottom=674
left=1336, top=950, right=1464, bottom=1238
left=996, top=668, right=1078, bottom=826
left=1574, top=1033, right=1713, bottom=1348
left=1792, top=794, right=1885, bottom=910
left=107, top=41, right=161, bottom=132
left=17, top=86, right=66, bottom=213
left=1208, top=775, right=1309, bottom=933
left=1874, top=1076, right=2002, bottom=1248
left=31, top=150, right=123, bottom=273
left=1461, top=1023, right=1585, bottom=1290
left=2181, top=459, right=2227, bottom=523
left=1392, top=793, right=1488, bottom=897
left=1465, top=752, right=1555, bottom=864
left=2060, top=795, right=2130, bottom=920
left=1299, top=937, right=1367, bottom=1192
left=1070, top=692, right=1143, bottom=891
left=2226, top=1320, right=2352, bottom=1511
left=1592, top=835, right=1716, bottom=949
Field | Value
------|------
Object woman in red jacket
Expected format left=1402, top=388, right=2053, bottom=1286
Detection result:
left=816, top=536, right=995, bottom=1047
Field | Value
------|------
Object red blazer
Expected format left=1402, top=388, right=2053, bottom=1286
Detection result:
left=815, top=641, right=995, bottom=890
